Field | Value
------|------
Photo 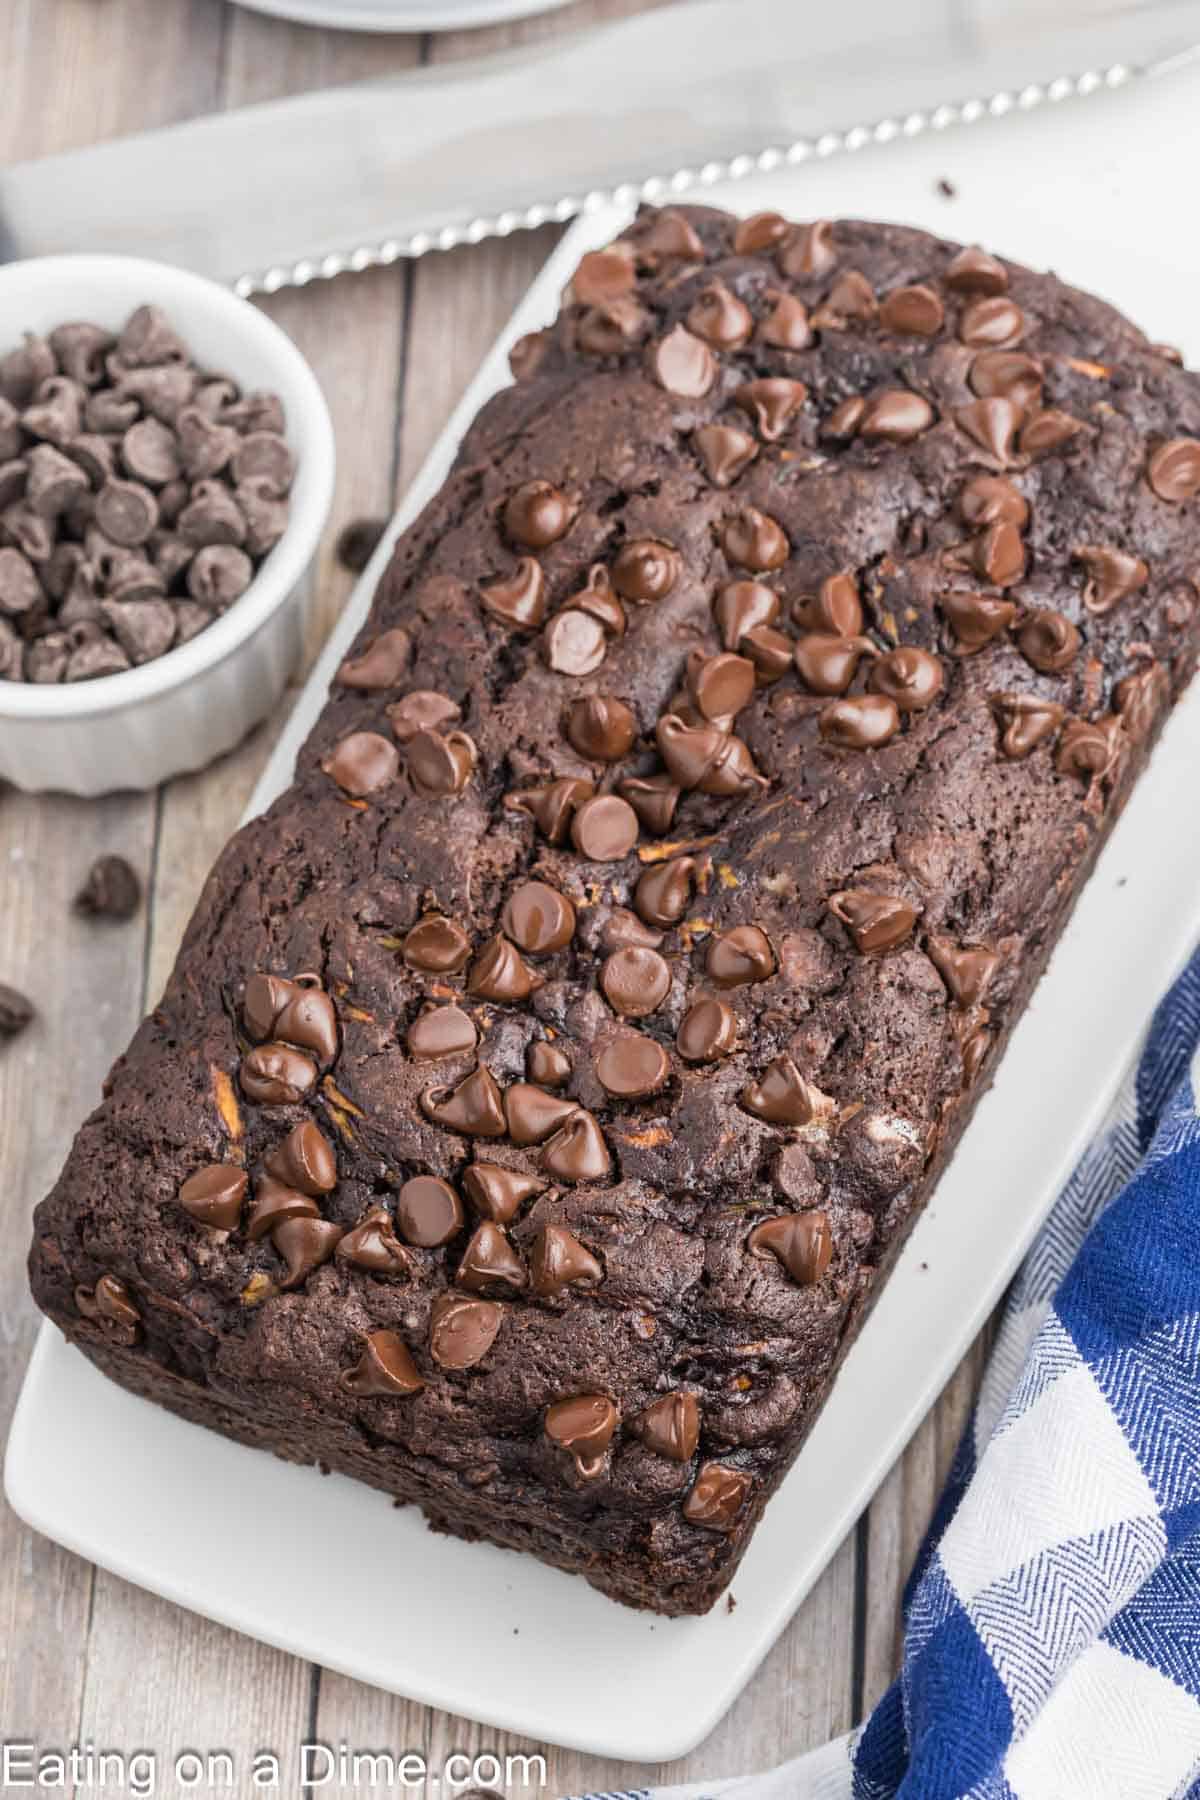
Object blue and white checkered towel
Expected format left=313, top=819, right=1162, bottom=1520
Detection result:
left=579, top=949, right=1200, bottom=1800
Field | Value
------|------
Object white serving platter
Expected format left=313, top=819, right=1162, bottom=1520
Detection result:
left=228, top=0, right=573, bottom=33
left=10, top=65, right=1200, bottom=1765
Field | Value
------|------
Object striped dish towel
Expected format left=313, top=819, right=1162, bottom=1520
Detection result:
left=576, top=950, right=1200, bottom=1800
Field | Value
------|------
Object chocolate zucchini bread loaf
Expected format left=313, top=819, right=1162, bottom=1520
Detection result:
left=29, top=206, right=1200, bottom=1615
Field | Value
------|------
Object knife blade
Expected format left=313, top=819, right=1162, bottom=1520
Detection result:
left=3, top=0, right=1199, bottom=296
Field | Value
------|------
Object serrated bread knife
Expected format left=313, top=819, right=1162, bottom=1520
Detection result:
left=2, top=0, right=1200, bottom=295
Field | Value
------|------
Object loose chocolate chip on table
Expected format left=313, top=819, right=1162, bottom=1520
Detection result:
left=336, top=627, right=411, bottom=689
left=178, top=1163, right=247, bottom=1230
left=530, top=1224, right=603, bottom=1297
left=75, top=853, right=141, bottom=919
left=335, top=516, right=389, bottom=574
left=596, top=1033, right=670, bottom=1099
left=341, top=1331, right=424, bottom=1397
left=0, top=982, right=35, bottom=1040
left=396, top=1174, right=464, bottom=1247
left=636, top=1391, right=700, bottom=1462
left=406, top=1002, right=478, bottom=1060
left=748, top=1211, right=833, bottom=1284
left=827, top=889, right=917, bottom=953
left=683, top=1462, right=750, bottom=1530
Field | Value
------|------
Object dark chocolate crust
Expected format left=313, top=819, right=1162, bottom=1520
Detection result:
left=28, top=207, right=1200, bottom=1614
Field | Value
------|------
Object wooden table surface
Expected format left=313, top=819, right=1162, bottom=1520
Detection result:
left=0, top=2, right=990, bottom=1790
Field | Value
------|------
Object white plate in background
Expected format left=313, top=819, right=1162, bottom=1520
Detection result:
left=227, top=0, right=574, bottom=34
left=10, top=65, right=1200, bottom=1763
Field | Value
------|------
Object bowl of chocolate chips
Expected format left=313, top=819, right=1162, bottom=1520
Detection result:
left=0, top=255, right=335, bottom=793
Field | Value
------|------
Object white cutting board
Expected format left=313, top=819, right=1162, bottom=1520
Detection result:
left=10, top=63, right=1200, bottom=1763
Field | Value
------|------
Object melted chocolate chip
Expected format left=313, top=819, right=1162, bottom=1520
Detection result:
left=530, top=1224, right=603, bottom=1297
left=240, top=1043, right=317, bottom=1105
left=387, top=689, right=461, bottom=742
left=793, top=633, right=873, bottom=695
left=722, top=506, right=789, bottom=571
left=683, top=1462, right=750, bottom=1530
left=707, top=924, right=775, bottom=987
left=734, top=377, right=807, bottom=441
left=75, top=1272, right=141, bottom=1344
left=509, top=776, right=594, bottom=845
left=406, top=1003, right=477, bottom=1061
left=1075, top=544, right=1148, bottom=615
left=869, top=646, right=944, bottom=712
left=960, top=296, right=1024, bottom=348
left=273, top=1217, right=343, bottom=1289
left=336, top=1205, right=411, bottom=1273
left=273, top=985, right=338, bottom=1065
left=927, top=937, right=999, bottom=1008
left=265, top=1120, right=338, bottom=1196
left=1016, top=609, right=1080, bottom=674
left=503, top=480, right=574, bottom=550
left=337, top=628, right=411, bottom=690
left=940, top=590, right=1016, bottom=654
left=480, top=557, right=546, bottom=631
left=403, top=915, right=472, bottom=974
left=463, top=1162, right=544, bottom=1223
left=879, top=284, right=944, bottom=336
left=179, top=1163, right=247, bottom=1231
left=758, top=291, right=812, bottom=351
left=544, top=608, right=607, bottom=675
left=827, top=889, right=917, bottom=953
left=735, top=211, right=790, bottom=254
left=816, top=270, right=876, bottom=325
left=636, top=1390, right=700, bottom=1462
left=1115, top=662, right=1169, bottom=743
left=1020, top=410, right=1084, bottom=457
left=407, top=728, right=477, bottom=798
left=570, top=243, right=635, bottom=305
left=504, top=1082, right=580, bottom=1145
left=956, top=396, right=1022, bottom=465
left=794, top=571, right=864, bottom=637
left=541, top=1109, right=611, bottom=1183
left=686, top=280, right=753, bottom=350
left=566, top=693, right=637, bottom=761
left=570, top=794, right=639, bottom=862
left=693, top=424, right=758, bottom=488
left=818, top=693, right=900, bottom=750
left=502, top=881, right=576, bottom=955
left=968, top=351, right=1043, bottom=411
left=545, top=1394, right=617, bottom=1473
left=611, top=538, right=680, bottom=603
left=1148, top=437, right=1200, bottom=502
left=860, top=390, right=935, bottom=443
left=688, top=651, right=756, bottom=722
left=618, top=772, right=680, bottom=836
left=246, top=1175, right=320, bottom=1241
left=528, top=1041, right=571, bottom=1086
left=944, top=245, right=1008, bottom=294
left=676, top=995, right=737, bottom=1063
left=742, top=1055, right=827, bottom=1126
left=779, top=218, right=836, bottom=280
left=748, top=1211, right=833, bottom=1283
left=396, top=1174, right=464, bottom=1246
left=467, top=934, right=541, bottom=1003
left=457, top=1221, right=527, bottom=1294
left=341, top=1330, right=424, bottom=1397
left=651, top=325, right=717, bottom=397
left=429, top=1292, right=503, bottom=1369
left=634, top=857, right=696, bottom=928
left=321, top=731, right=399, bottom=798
left=1056, top=714, right=1125, bottom=783
left=992, top=692, right=1065, bottom=758
left=596, top=1032, right=670, bottom=1099
left=601, top=945, right=672, bottom=1017
left=420, top=1064, right=506, bottom=1137
left=715, top=579, right=780, bottom=649
left=656, top=715, right=765, bottom=795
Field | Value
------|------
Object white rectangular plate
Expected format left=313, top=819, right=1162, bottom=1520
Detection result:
left=10, top=67, right=1200, bottom=1764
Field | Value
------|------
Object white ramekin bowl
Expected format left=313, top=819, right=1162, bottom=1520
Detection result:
left=0, top=255, right=335, bottom=795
